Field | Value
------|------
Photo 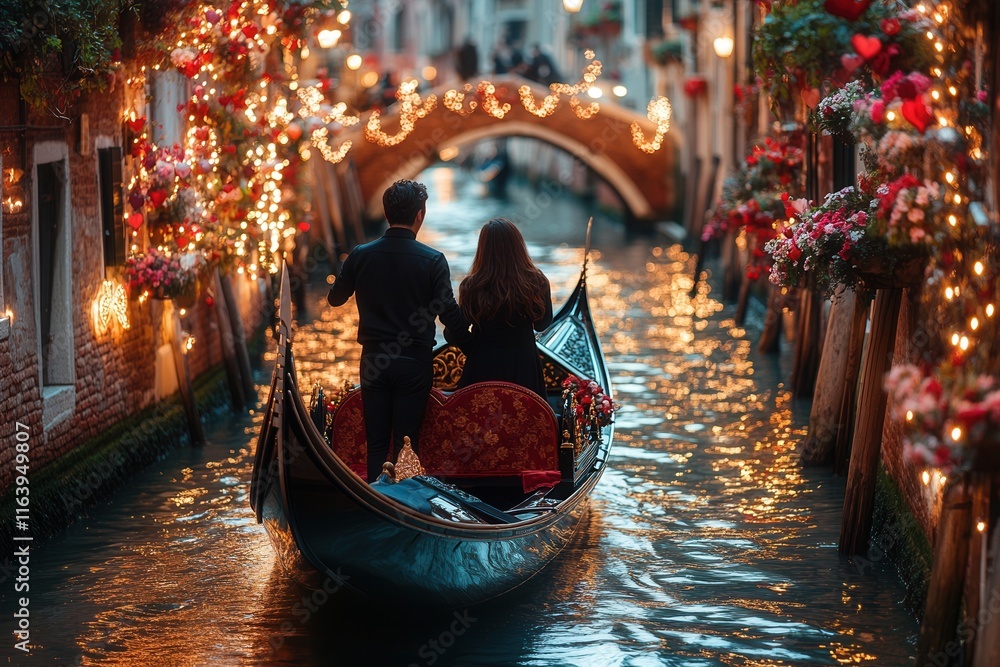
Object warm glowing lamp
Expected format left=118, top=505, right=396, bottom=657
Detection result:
left=317, top=29, right=341, bottom=49
left=346, top=54, right=363, bottom=70
left=713, top=36, right=734, bottom=59
left=612, top=84, right=627, bottom=97
left=563, top=0, right=584, bottom=12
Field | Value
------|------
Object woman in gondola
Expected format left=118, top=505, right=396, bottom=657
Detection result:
left=449, top=217, right=553, bottom=397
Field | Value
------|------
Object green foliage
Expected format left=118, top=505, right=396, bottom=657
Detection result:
left=754, top=0, right=938, bottom=117
left=0, top=0, right=130, bottom=115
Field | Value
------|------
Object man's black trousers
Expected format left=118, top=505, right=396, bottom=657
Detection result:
left=359, top=351, right=433, bottom=482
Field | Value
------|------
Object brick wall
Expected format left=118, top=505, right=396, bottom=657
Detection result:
left=881, top=287, right=942, bottom=542
left=0, top=77, right=268, bottom=494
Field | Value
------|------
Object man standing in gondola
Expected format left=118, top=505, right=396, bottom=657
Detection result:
left=328, top=180, right=471, bottom=482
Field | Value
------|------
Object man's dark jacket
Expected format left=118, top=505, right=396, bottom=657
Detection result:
left=327, top=227, right=469, bottom=357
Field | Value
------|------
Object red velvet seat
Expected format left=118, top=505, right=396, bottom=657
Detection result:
left=329, top=382, right=561, bottom=493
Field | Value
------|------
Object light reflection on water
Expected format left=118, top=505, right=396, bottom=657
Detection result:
left=0, top=165, right=916, bottom=666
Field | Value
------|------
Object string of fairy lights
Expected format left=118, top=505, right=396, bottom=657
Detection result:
left=877, top=1, right=996, bottom=545
left=359, top=49, right=672, bottom=153
left=97, top=0, right=672, bottom=347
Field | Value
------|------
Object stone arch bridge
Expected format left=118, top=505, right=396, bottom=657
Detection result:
left=345, top=77, right=678, bottom=223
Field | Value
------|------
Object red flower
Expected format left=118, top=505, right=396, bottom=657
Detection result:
left=881, top=17, right=901, bottom=36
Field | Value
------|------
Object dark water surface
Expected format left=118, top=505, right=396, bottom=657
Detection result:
left=2, top=166, right=918, bottom=666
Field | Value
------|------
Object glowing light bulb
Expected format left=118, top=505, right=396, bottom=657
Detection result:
left=587, top=86, right=603, bottom=99
left=612, top=85, right=628, bottom=97
left=886, top=111, right=896, bottom=121
left=951, top=333, right=960, bottom=345
left=346, top=54, right=362, bottom=70
left=959, top=336, right=969, bottom=350
left=906, top=410, right=913, bottom=421
left=970, top=317, right=979, bottom=331
left=987, top=304, right=995, bottom=317
left=974, top=261, right=984, bottom=275
left=978, top=521, right=987, bottom=532
left=922, top=471, right=931, bottom=485
left=951, top=426, right=962, bottom=440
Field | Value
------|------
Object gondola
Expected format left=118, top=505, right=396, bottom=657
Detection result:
left=249, top=231, right=614, bottom=608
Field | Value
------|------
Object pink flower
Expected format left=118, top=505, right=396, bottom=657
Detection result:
left=870, top=100, right=885, bottom=124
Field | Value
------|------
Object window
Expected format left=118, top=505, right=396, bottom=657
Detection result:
left=32, top=141, right=76, bottom=428
left=0, top=155, right=7, bottom=341
left=98, top=147, right=125, bottom=268
left=646, top=0, right=665, bottom=38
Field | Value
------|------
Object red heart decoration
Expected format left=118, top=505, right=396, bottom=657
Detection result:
left=824, top=0, right=872, bottom=21
left=148, top=189, right=168, bottom=208
left=194, top=126, right=209, bottom=141
left=126, top=116, right=146, bottom=133
left=241, top=24, right=258, bottom=39
left=801, top=87, right=821, bottom=109
left=840, top=53, right=865, bottom=72
left=901, top=98, right=933, bottom=133
left=851, top=34, right=882, bottom=60
left=128, top=191, right=145, bottom=211
left=127, top=213, right=144, bottom=230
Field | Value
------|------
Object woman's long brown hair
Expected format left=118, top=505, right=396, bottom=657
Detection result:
left=459, top=218, right=548, bottom=326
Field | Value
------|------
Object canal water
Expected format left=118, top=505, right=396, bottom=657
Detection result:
left=1, top=164, right=918, bottom=666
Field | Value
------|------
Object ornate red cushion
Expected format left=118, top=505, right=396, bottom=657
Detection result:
left=329, top=383, right=560, bottom=489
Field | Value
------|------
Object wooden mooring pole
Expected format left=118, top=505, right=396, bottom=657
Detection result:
left=213, top=268, right=245, bottom=413
left=972, top=523, right=1000, bottom=667
left=758, top=284, right=784, bottom=354
left=916, top=480, right=972, bottom=667
left=168, top=306, right=206, bottom=446
left=219, top=273, right=256, bottom=404
left=839, top=287, right=902, bottom=555
left=790, top=288, right=822, bottom=398
left=833, top=288, right=871, bottom=474
left=800, top=287, right=856, bottom=465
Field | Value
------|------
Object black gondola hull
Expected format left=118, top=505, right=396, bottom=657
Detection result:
left=251, top=259, right=612, bottom=608
left=258, top=378, right=605, bottom=607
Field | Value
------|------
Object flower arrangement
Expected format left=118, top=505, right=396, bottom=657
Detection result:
left=704, top=136, right=804, bottom=280
left=766, top=185, right=878, bottom=295
left=885, top=364, right=1000, bottom=471
left=561, top=374, right=617, bottom=455
left=125, top=248, right=205, bottom=300
left=874, top=174, right=940, bottom=245
left=683, top=76, right=708, bottom=98
left=648, top=38, right=684, bottom=67
left=753, top=0, right=938, bottom=114
left=573, top=2, right=623, bottom=39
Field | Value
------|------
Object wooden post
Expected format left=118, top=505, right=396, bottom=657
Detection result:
left=758, top=283, right=783, bottom=354
left=839, top=287, right=902, bottom=555
left=916, top=481, right=972, bottom=667
left=964, top=475, right=990, bottom=664
left=212, top=268, right=245, bottom=413
left=311, top=157, right=338, bottom=261
left=721, top=229, right=742, bottom=303
left=220, top=272, right=256, bottom=404
left=790, top=288, right=822, bottom=397
left=734, top=236, right=756, bottom=326
left=800, top=287, right=856, bottom=465
left=168, top=307, right=205, bottom=446
left=834, top=288, right=871, bottom=474
left=972, top=523, right=1000, bottom=667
